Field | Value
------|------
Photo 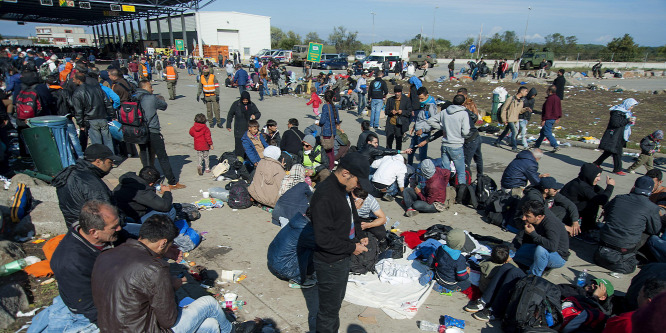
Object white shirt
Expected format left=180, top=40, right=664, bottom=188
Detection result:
left=371, top=155, right=406, bottom=188
left=407, top=65, right=415, bottom=76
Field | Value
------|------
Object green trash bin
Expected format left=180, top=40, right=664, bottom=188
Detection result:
left=27, top=116, right=75, bottom=168
left=491, top=93, right=510, bottom=122
left=22, top=126, right=64, bottom=177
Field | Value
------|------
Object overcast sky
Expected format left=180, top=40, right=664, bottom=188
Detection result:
left=2, top=0, right=664, bottom=46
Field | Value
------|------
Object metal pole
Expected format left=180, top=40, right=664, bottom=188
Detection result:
left=104, top=24, right=110, bottom=47
left=146, top=16, right=152, bottom=42
left=370, top=12, right=376, bottom=47
left=195, top=5, right=204, bottom=57
left=431, top=6, right=438, bottom=51
left=520, top=6, right=532, bottom=57
left=116, top=21, right=122, bottom=45
left=181, top=13, right=189, bottom=56
left=419, top=26, right=422, bottom=53
left=477, top=24, right=483, bottom=61
left=167, top=14, right=174, bottom=48
left=137, top=19, right=143, bottom=41
left=610, top=52, right=614, bottom=62
left=576, top=53, right=579, bottom=67
left=156, top=16, right=163, bottom=47
left=123, top=21, right=128, bottom=45
left=92, top=26, right=98, bottom=48
left=130, top=20, right=136, bottom=43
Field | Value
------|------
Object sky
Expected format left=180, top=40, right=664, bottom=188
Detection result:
left=1, top=0, right=665, bottom=46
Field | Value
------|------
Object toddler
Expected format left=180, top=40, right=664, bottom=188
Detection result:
left=189, top=113, right=213, bottom=175
left=627, top=130, right=662, bottom=173
left=306, top=87, right=322, bottom=117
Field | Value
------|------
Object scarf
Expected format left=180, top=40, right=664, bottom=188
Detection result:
left=609, top=98, right=638, bottom=141
left=279, top=164, right=306, bottom=196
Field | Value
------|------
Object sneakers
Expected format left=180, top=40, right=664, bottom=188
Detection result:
left=628, top=170, right=636, bottom=174
left=405, top=209, right=419, bottom=217
left=511, top=148, right=519, bottom=153
left=169, top=183, right=187, bottom=190
left=209, top=123, right=215, bottom=128
left=205, top=169, right=211, bottom=173
left=197, top=166, right=203, bottom=176
left=464, top=299, right=485, bottom=313
left=614, top=171, right=627, bottom=176
left=382, top=194, right=395, bottom=202
left=433, top=201, right=446, bottom=212
left=472, top=308, right=495, bottom=322
left=552, top=146, right=560, bottom=153
left=288, top=277, right=317, bottom=289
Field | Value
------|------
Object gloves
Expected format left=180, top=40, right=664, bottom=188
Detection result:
left=216, top=96, right=219, bottom=102
left=202, top=98, right=207, bottom=104
left=196, top=95, right=200, bottom=102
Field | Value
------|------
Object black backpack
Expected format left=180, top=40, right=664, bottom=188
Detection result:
left=227, top=180, right=253, bottom=209
left=385, top=232, right=405, bottom=259
left=483, top=191, right=520, bottom=227
left=503, top=275, right=563, bottom=333
left=350, top=233, right=380, bottom=275
left=473, top=174, right=498, bottom=208
left=219, top=152, right=251, bottom=181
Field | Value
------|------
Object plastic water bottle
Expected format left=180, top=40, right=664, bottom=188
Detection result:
left=0, top=256, right=41, bottom=276
left=418, top=320, right=441, bottom=331
left=576, top=269, right=588, bottom=287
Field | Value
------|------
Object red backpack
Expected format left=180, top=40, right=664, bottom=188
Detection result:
left=16, top=89, right=42, bottom=120
left=117, top=96, right=149, bottom=144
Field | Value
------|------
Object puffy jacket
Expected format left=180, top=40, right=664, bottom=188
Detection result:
left=49, top=85, right=72, bottom=117
left=430, top=245, right=469, bottom=284
left=134, top=88, right=167, bottom=134
left=52, top=159, right=114, bottom=227
left=500, top=150, right=541, bottom=189
left=226, top=91, right=261, bottom=135
left=113, top=172, right=173, bottom=222
left=248, top=157, right=286, bottom=208
left=92, top=239, right=177, bottom=333
left=639, top=134, right=660, bottom=155
left=598, top=110, right=631, bottom=154
left=600, top=193, right=661, bottom=250
left=520, top=88, right=537, bottom=121
left=272, top=182, right=312, bottom=227
left=426, top=104, right=470, bottom=147
left=560, top=163, right=614, bottom=213
left=189, top=122, right=212, bottom=151
left=419, top=167, right=450, bottom=205
left=71, top=82, right=113, bottom=125
left=267, top=213, right=316, bottom=284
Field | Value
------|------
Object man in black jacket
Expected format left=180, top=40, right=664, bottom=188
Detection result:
left=553, top=69, right=566, bottom=100
left=53, top=144, right=120, bottom=228
left=368, top=71, right=388, bottom=129
left=356, top=120, right=376, bottom=151
left=595, top=176, right=662, bottom=274
left=71, top=71, right=114, bottom=152
left=560, top=163, right=615, bottom=237
left=359, top=133, right=410, bottom=165
left=113, top=166, right=174, bottom=223
left=227, top=91, right=261, bottom=157
left=384, top=85, right=411, bottom=150
left=280, top=118, right=304, bottom=155
left=512, top=200, right=570, bottom=276
left=312, top=152, right=369, bottom=333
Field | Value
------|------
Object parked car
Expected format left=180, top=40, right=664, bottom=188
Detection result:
left=354, top=51, right=367, bottom=61
left=409, top=53, right=438, bottom=67
left=520, top=48, right=554, bottom=69
left=260, top=49, right=281, bottom=61
left=363, top=53, right=401, bottom=71
left=313, top=53, right=340, bottom=69
left=254, top=49, right=270, bottom=58
left=319, top=57, right=349, bottom=70
left=272, top=50, right=293, bottom=64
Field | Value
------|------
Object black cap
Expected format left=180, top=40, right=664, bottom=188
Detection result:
left=394, top=85, right=403, bottom=93
left=338, top=152, right=370, bottom=188
left=84, top=144, right=122, bottom=163
left=539, top=177, right=563, bottom=190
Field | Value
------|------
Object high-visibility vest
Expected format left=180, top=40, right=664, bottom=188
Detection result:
left=201, top=74, right=217, bottom=96
left=140, top=64, right=148, bottom=77
left=166, top=66, right=176, bottom=81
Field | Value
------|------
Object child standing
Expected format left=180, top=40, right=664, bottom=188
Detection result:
left=306, top=87, right=322, bottom=117
left=628, top=130, right=663, bottom=173
left=189, top=113, right=213, bottom=176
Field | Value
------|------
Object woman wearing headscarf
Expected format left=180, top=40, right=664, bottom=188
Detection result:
left=227, top=90, right=261, bottom=158
left=594, top=98, right=638, bottom=175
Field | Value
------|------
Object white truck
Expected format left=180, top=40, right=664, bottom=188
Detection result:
left=370, top=45, right=413, bottom=61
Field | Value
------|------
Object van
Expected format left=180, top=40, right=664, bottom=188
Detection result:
left=272, top=50, right=293, bottom=64
left=355, top=51, right=367, bottom=61
left=314, top=53, right=340, bottom=69
left=363, top=53, right=401, bottom=71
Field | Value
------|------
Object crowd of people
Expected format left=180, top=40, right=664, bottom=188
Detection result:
left=1, top=44, right=664, bottom=333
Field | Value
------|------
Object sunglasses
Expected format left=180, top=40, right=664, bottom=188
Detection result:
left=303, top=143, right=312, bottom=148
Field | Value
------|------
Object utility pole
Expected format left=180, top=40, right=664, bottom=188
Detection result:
left=520, top=6, right=532, bottom=57
left=419, top=26, right=423, bottom=53
left=370, top=12, right=376, bottom=47
left=477, top=24, right=483, bottom=61
left=431, top=6, right=438, bottom=51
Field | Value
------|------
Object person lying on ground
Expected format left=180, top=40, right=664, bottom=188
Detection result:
left=558, top=278, right=614, bottom=333
left=114, top=166, right=176, bottom=223
left=403, top=159, right=449, bottom=217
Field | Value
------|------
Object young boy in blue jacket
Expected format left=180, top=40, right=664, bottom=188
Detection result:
left=430, top=228, right=471, bottom=291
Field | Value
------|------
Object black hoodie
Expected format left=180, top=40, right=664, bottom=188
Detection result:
left=226, top=91, right=261, bottom=135
left=113, top=172, right=172, bottom=221
left=560, top=163, right=614, bottom=213
left=519, top=87, right=537, bottom=121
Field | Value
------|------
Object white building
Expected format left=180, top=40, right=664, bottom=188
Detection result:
left=35, top=26, right=95, bottom=46
left=147, top=11, right=270, bottom=60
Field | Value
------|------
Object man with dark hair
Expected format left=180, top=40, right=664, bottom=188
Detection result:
left=457, top=88, right=484, bottom=176
left=29, top=201, right=121, bottom=332
left=360, top=133, right=409, bottom=166
left=241, top=119, right=268, bottom=167
left=71, top=70, right=115, bottom=151
left=533, top=85, right=562, bottom=152
left=92, top=215, right=233, bottom=333
left=408, top=86, right=436, bottom=165
left=311, top=152, right=369, bottom=333
left=494, top=86, right=530, bottom=152
left=511, top=177, right=580, bottom=236
left=553, top=69, right=566, bottom=100
left=368, top=71, right=388, bottom=129
left=426, top=94, right=470, bottom=185
left=53, top=144, right=121, bottom=228
left=108, top=68, right=132, bottom=103
left=512, top=200, right=570, bottom=276
left=114, top=166, right=175, bottom=223
left=561, top=163, right=615, bottom=237
left=280, top=118, right=304, bottom=155
left=384, top=85, right=411, bottom=150
left=356, top=120, right=375, bottom=151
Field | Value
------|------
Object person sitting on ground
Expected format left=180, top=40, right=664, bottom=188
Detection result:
left=299, top=134, right=330, bottom=183
left=558, top=278, right=614, bottom=333
left=29, top=201, right=122, bottom=332
left=626, top=130, right=662, bottom=174
left=272, top=165, right=312, bottom=227
left=464, top=244, right=525, bottom=322
left=560, top=163, right=615, bottom=241
left=512, top=200, right=570, bottom=276
left=602, top=278, right=666, bottom=333
left=267, top=211, right=317, bottom=289
left=360, top=133, right=411, bottom=165
left=280, top=118, right=305, bottom=156
left=356, top=120, right=376, bottom=151
left=92, top=215, right=233, bottom=333
left=248, top=146, right=287, bottom=208
left=371, top=154, right=407, bottom=202
left=595, top=176, right=661, bottom=274
left=114, top=166, right=175, bottom=223
left=262, top=119, right=281, bottom=147
left=500, top=148, right=550, bottom=197
left=403, top=159, right=449, bottom=217
left=510, top=177, right=580, bottom=237
left=334, top=123, right=351, bottom=161
left=241, top=119, right=268, bottom=167
left=53, top=144, right=121, bottom=228
left=429, top=229, right=471, bottom=292
left=351, top=187, right=389, bottom=249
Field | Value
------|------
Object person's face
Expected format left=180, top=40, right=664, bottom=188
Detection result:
left=268, top=125, right=277, bottom=133
left=248, top=126, right=259, bottom=135
left=369, top=138, right=379, bottom=148
left=395, top=91, right=402, bottom=98
left=522, top=212, right=543, bottom=225
left=340, top=170, right=359, bottom=192
left=593, top=173, right=601, bottom=186
left=544, top=188, right=558, bottom=198
left=652, top=178, right=662, bottom=192
left=92, top=206, right=121, bottom=243
left=584, top=282, right=607, bottom=301
left=518, top=89, right=527, bottom=98
left=418, top=94, right=428, bottom=102
left=242, top=98, right=249, bottom=105
left=93, top=158, right=114, bottom=173
left=145, top=83, right=154, bottom=94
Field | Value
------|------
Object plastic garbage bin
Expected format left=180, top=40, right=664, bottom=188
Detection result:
left=21, top=126, right=63, bottom=177
left=27, top=116, right=75, bottom=167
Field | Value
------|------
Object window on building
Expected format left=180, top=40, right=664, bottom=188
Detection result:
left=79, top=38, right=87, bottom=43
left=54, top=38, right=66, bottom=43
left=65, top=29, right=73, bottom=33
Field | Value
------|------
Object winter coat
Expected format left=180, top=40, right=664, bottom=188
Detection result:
left=600, top=193, right=661, bottom=250
left=368, top=77, right=388, bottom=100
left=500, top=150, right=541, bottom=189
left=499, top=95, right=525, bottom=123
left=541, top=94, right=562, bottom=121
left=639, top=135, right=660, bottom=155
left=241, top=131, right=268, bottom=165
left=113, top=172, right=173, bottom=222
left=359, top=145, right=400, bottom=165
left=419, top=167, right=450, bottom=205
left=414, top=97, right=437, bottom=133
left=520, top=88, right=537, bottom=121
left=511, top=185, right=579, bottom=228
left=189, top=122, right=213, bottom=151
left=134, top=88, right=167, bottom=134
left=513, top=212, right=570, bottom=260
left=384, top=95, right=411, bottom=131
left=430, top=245, right=469, bottom=285
left=49, top=86, right=72, bottom=117
left=280, top=127, right=305, bottom=155
left=71, top=82, right=113, bottom=125
left=598, top=110, right=631, bottom=154
left=226, top=92, right=261, bottom=136
left=267, top=213, right=316, bottom=284
left=248, top=157, right=286, bottom=208
left=553, top=75, right=566, bottom=100
left=306, top=92, right=322, bottom=109
left=272, top=182, right=312, bottom=227
left=52, top=159, right=114, bottom=227
left=560, top=163, right=614, bottom=214
left=319, top=104, right=340, bottom=137
left=426, top=104, right=471, bottom=147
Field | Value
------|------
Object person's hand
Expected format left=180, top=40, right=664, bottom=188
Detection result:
left=571, top=221, right=581, bottom=236
left=250, top=115, right=255, bottom=120
left=525, top=107, right=532, bottom=112
left=196, top=95, right=200, bottom=102
left=254, top=162, right=258, bottom=167
left=80, top=127, right=86, bottom=131
left=593, top=282, right=607, bottom=299
left=606, top=176, right=615, bottom=186
left=466, top=266, right=471, bottom=274
left=361, top=222, right=370, bottom=230
left=555, top=119, right=560, bottom=125
left=209, top=145, right=214, bottom=150
left=414, top=187, right=421, bottom=194
left=504, top=122, right=508, bottom=125
left=164, top=245, right=181, bottom=261
left=416, top=129, right=423, bottom=136
left=360, top=237, right=369, bottom=246
left=161, top=185, right=171, bottom=193
left=397, top=109, right=402, bottom=114
left=403, top=148, right=413, bottom=154
left=539, top=173, right=551, bottom=178
left=171, top=276, right=187, bottom=290
left=354, top=243, right=368, bottom=255
left=540, top=121, right=545, bottom=127
left=524, top=223, right=535, bottom=234
left=227, top=128, right=232, bottom=132
left=391, top=110, right=397, bottom=115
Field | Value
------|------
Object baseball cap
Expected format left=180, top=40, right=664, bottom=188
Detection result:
left=539, top=177, right=564, bottom=190
left=592, top=278, right=614, bottom=297
left=633, top=176, right=654, bottom=196
left=84, top=144, right=122, bottom=163
left=338, top=152, right=370, bottom=189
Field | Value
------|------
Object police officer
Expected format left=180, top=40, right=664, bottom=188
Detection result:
left=196, top=66, right=221, bottom=128
left=164, top=61, right=178, bottom=100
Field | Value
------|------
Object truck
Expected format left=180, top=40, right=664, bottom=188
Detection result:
left=409, top=53, right=438, bottom=67
left=520, top=48, right=554, bottom=70
left=291, top=44, right=337, bottom=66
left=370, top=45, right=413, bottom=60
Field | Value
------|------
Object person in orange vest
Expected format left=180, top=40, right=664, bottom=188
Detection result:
left=196, top=66, right=221, bottom=128
left=164, top=61, right=178, bottom=100
left=139, top=58, right=149, bottom=81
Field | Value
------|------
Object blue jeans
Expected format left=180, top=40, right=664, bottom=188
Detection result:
left=496, top=122, right=518, bottom=150
left=441, top=145, right=466, bottom=185
left=87, top=119, right=114, bottom=153
left=171, top=296, right=232, bottom=333
left=449, top=69, right=454, bottom=78
left=66, top=119, right=84, bottom=158
left=238, top=85, right=246, bottom=96
left=187, top=67, right=194, bottom=75
left=28, top=296, right=99, bottom=333
left=534, top=119, right=558, bottom=148
left=518, top=119, right=529, bottom=148
left=513, top=244, right=566, bottom=276
left=648, top=234, right=666, bottom=263
left=512, top=72, right=519, bottom=80
left=262, top=78, right=269, bottom=96
left=407, top=133, right=428, bottom=165
left=357, top=92, right=367, bottom=116
left=370, top=99, right=383, bottom=128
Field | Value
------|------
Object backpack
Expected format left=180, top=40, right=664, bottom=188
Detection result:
left=455, top=184, right=478, bottom=208
left=560, top=296, right=608, bottom=332
left=483, top=191, right=520, bottom=227
left=227, top=180, right=252, bottom=209
left=350, top=233, right=380, bottom=274
left=39, top=62, right=56, bottom=82
left=385, top=232, right=405, bottom=259
left=219, top=152, right=251, bottom=181
left=10, top=183, right=32, bottom=223
left=15, top=89, right=42, bottom=120
left=117, top=95, right=149, bottom=144
left=473, top=174, right=498, bottom=208
left=503, top=275, right=563, bottom=333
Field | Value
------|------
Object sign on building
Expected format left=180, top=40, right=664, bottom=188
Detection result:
left=307, top=42, right=323, bottom=63
left=175, top=39, right=185, bottom=51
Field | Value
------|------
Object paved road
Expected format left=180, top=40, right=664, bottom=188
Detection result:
left=106, top=71, right=663, bottom=333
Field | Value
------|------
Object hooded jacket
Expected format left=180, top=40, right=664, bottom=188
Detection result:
left=419, top=167, right=450, bottom=205
left=113, top=172, right=173, bottom=222
left=189, top=122, right=213, bottom=151
left=426, top=104, right=471, bottom=147
left=134, top=88, right=167, bottom=134
left=267, top=213, right=316, bottom=284
left=414, top=96, right=437, bottom=132
left=368, top=77, right=388, bottom=100
left=560, top=163, right=614, bottom=213
left=600, top=192, right=661, bottom=250
left=520, top=88, right=537, bottom=121
left=639, top=134, right=660, bottom=155
left=227, top=91, right=261, bottom=135
left=598, top=110, right=631, bottom=154
left=248, top=157, right=286, bottom=208
left=500, top=150, right=541, bottom=189
left=272, top=182, right=312, bottom=227
left=52, top=159, right=114, bottom=227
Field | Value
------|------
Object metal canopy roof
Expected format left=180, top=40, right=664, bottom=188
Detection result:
left=0, top=0, right=210, bottom=26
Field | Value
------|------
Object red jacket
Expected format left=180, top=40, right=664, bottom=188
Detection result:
left=306, top=92, right=322, bottom=109
left=189, top=122, right=213, bottom=151
left=602, top=311, right=633, bottom=333
left=128, top=62, right=138, bottom=73
left=418, top=167, right=451, bottom=205
left=541, top=93, right=562, bottom=121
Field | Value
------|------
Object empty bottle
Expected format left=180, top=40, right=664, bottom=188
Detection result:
left=418, top=320, right=441, bottom=331
left=0, top=256, right=41, bottom=276
left=576, top=269, right=588, bottom=287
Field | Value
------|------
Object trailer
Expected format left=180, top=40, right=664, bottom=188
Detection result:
left=370, top=45, right=412, bottom=60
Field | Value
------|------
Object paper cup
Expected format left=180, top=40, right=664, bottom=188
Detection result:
left=202, top=192, right=210, bottom=198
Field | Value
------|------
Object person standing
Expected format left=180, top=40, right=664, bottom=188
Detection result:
left=500, top=59, right=509, bottom=79
left=518, top=88, right=537, bottom=149
left=496, top=59, right=505, bottom=80
left=384, top=85, right=411, bottom=150
left=354, top=71, right=368, bottom=117
left=197, top=66, right=221, bottom=128
left=594, top=98, right=637, bottom=175
left=592, top=60, right=603, bottom=79
left=408, top=85, right=435, bottom=165
left=492, top=61, right=499, bottom=80
left=164, top=61, right=178, bottom=100
left=459, top=88, right=484, bottom=176
left=538, top=59, right=547, bottom=78
left=493, top=86, right=529, bottom=152
left=533, top=85, right=562, bottom=153
left=227, top=91, right=261, bottom=158
left=233, top=64, right=248, bottom=96
left=311, top=152, right=369, bottom=333
left=553, top=69, right=566, bottom=100
left=448, top=59, right=455, bottom=79
left=368, top=71, right=388, bottom=129
left=154, top=58, right=163, bottom=81
left=512, top=58, right=520, bottom=80
left=139, top=58, right=149, bottom=81
left=71, top=72, right=115, bottom=152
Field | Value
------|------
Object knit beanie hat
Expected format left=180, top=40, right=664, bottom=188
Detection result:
left=652, top=130, right=663, bottom=141
left=302, top=135, right=316, bottom=148
left=446, top=229, right=466, bottom=251
left=421, top=159, right=436, bottom=179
